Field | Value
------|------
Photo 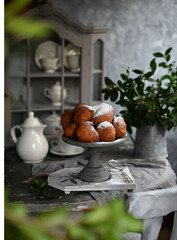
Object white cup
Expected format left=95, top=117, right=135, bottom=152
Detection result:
left=40, top=57, right=60, bottom=73
left=67, top=55, right=80, bottom=71
left=51, top=127, right=76, bottom=153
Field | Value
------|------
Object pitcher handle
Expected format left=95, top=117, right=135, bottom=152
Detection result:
left=44, top=88, right=51, bottom=99
left=11, top=125, right=23, bottom=143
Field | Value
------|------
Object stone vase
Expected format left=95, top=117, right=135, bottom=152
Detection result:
left=133, top=124, right=168, bottom=160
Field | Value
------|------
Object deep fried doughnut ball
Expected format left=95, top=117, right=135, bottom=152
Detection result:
left=74, top=103, right=85, bottom=111
left=75, top=121, right=99, bottom=142
left=73, top=105, right=95, bottom=124
left=61, top=110, right=73, bottom=130
left=113, top=116, right=126, bottom=138
left=93, top=103, right=114, bottom=126
left=64, top=122, right=77, bottom=139
left=96, top=121, right=116, bottom=142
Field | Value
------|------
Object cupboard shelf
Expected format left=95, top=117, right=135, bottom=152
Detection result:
left=11, top=108, right=28, bottom=113
left=9, top=71, right=81, bottom=79
left=5, top=4, right=108, bottom=147
left=30, top=72, right=81, bottom=78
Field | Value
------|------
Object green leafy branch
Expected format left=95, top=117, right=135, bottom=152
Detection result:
left=102, top=48, right=177, bottom=133
left=30, top=178, right=51, bottom=196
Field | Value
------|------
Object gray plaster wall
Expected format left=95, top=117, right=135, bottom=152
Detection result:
left=51, top=0, right=177, bottom=174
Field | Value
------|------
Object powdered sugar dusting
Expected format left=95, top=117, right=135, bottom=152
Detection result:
left=114, top=116, right=125, bottom=125
left=82, top=105, right=95, bottom=112
left=92, top=104, right=102, bottom=111
left=81, top=121, right=93, bottom=126
left=93, top=103, right=113, bottom=118
left=97, top=121, right=113, bottom=129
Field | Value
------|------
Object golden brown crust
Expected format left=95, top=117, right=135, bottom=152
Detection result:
left=74, top=103, right=85, bottom=112
left=73, top=105, right=95, bottom=124
left=75, top=121, right=99, bottom=142
left=61, top=110, right=73, bottom=130
left=64, top=122, right=77, bottom=139
left=113, top=116, right=126, bottom=138
left=96, top=121, right=116, bottom=142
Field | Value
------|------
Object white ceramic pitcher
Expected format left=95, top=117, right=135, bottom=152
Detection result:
left=11, top=112, right=49, bottom=164
left=44, top=81, right=68, bottom=106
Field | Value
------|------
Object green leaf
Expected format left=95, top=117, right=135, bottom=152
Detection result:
left=5, top=0, right=32, bottom=17
left=36, top=179, right=42, bottom=188
left=117, top=80, right=123, bottom=88
left=105, top=76, right=114, bottom=86
left=104, top=92, right=110, bottom=100
left=146, top=78, right=155, bottom=82
left=84, top=206, right=110, bottom=225
left=165, top=47, right=172, bottom=56
left=126, top=67, right=130, bottom=75
left=40, top=181, right=48, bottom=188
left=10, top=204, right=28, bottom=217
left=150, top=58, right=157, bottom=72
left=161, top=75, right=172, bottom=81
left=68, top=225, right=96, bottom=240
left=6, top=16, right=51, bottom=38
left=166, top=54, right=171, bottom=62
left=144, top=71, right=153, bottom=79
left=110, top=91, right=118, bottom=102
left=134, top=87, right=138, bottom=95
left=132, top=69, right=143, bottom=74
left=159, top=62, right=168, bottom=68
left=121, top=74, right=128, bottom=81
left=153, top=52, right=164, bottom=58
left=39, top=207, right=69, bottom=227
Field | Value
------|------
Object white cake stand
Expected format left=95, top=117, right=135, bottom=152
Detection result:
left=62, top=135, right=127, bottom=182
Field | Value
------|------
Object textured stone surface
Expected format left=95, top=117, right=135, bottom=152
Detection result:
left=51, top=0, right=177, bottom=174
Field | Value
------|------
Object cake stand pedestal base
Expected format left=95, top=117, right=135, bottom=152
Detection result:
left=78, top=149, right=110, bottom=182
left=47, top=166, right=135, bottom=194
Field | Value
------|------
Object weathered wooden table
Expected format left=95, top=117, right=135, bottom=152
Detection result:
left=5, top=141, right=173, bottom=214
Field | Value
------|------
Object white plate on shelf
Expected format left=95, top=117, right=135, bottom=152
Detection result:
left=50, top=146, right=85, bottom=156
left=64, top=43, right=81, bottom=72
left=35, top=41, right=61, bottom=70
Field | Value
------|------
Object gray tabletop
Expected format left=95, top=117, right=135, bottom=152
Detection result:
left=5, top=141, right=176, bottom=213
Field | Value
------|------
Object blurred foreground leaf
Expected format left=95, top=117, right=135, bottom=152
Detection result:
left=5, top=16, right=51, bottom=39
left=5, top=188, right=143, bottom=240
left=5, top=0, right=51, bottom=57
